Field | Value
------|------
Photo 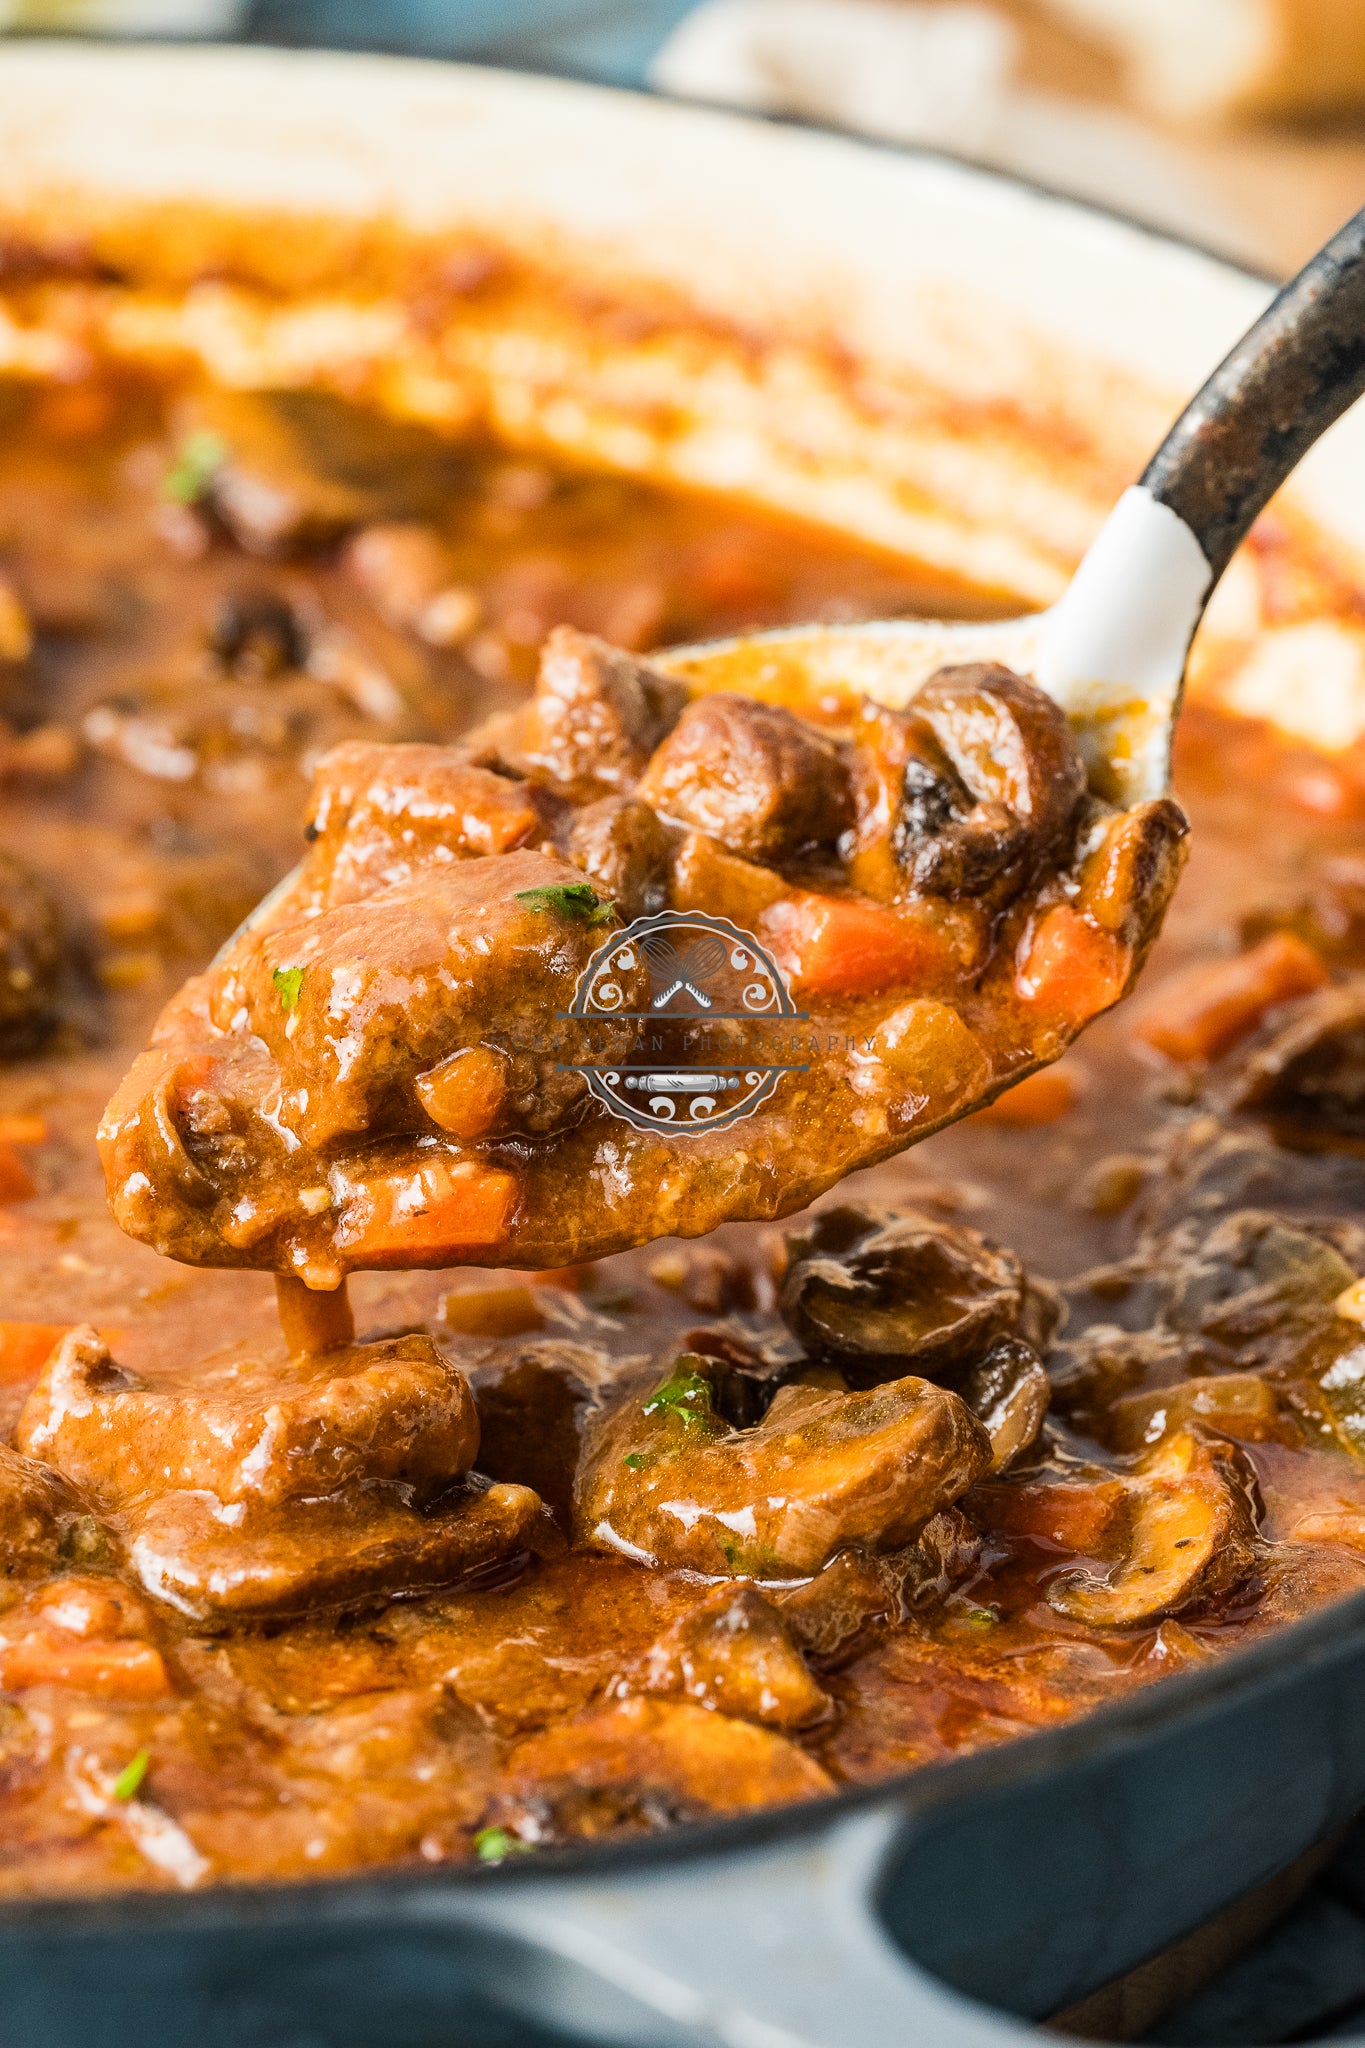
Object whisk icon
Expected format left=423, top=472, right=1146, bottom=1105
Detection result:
left=639, top=931, right=728, bottom=1009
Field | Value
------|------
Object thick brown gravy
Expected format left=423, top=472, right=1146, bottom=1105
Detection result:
left=3, top=371, right=1365, bottom=1894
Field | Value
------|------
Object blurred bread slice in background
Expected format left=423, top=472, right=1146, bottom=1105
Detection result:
left=1040, top=0, right=1365, bottom=121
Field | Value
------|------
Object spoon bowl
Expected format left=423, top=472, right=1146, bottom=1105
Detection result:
left=664, top=206, right=1365, bottom=811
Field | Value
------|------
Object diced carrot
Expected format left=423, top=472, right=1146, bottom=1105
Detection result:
left=762, top=891, right=958, bottom=999
left=0, top=1143, right=36, bottom=1204
left=338, top=1157, right=519, bottom=1263
left=416, top=1046, right=508, bottom=1139
left=0, top=1115, right=46, bottom=1146
left=0, top=1633, right=170, bottom=1699
left=1015, top=906, right=1130, bottom=1018
left=440, top=1284, right=546, bottom=1338
left=972, top=1479, right=1126, bottom=1555
left=1136, top=930, right=1329, bottom=1063
left=670, top=832, right=786, bottom=930
left=0, top=1322, right=70, bottom=1385
left=973, top=1065, right=1079, bottom=1128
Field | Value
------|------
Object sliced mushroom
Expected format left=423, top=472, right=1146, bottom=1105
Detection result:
left=851, top=664, right=1085, bottom=908
left=576, top=1351, right=990, bottom=1578
left=0, top=1444, right=86, bottom=1578
left=1047, top=1430, right=1259, bottom=1628
left=1230, top=979, right=1365, bottom=1140
left=620, top=1584, right=830, bottom=1729
left=961, top=1336, right=1050, bottom=1472
left=780, top=1204, right=1023, bottom=1386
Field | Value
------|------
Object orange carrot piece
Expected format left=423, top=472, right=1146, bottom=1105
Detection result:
left=762, top=891, right=957, bottom=999
left=973, top=1065, right=1079, bottom=1128
left=338, top=1157, right=519, bottom=1263
left=416, top=1046, right=509, bottom=1139
left=1136, top=930, right=1330, bottom=1063
left=0, top=1115, right=46, bottom=1146
left=0, top=1143, right=36, bottom=1204
left=0, top=1322, right=71, bottom=1385
left=0, top=1634, right=170, bottom=1699
left=1015, top=906, right=1130, bottom=1018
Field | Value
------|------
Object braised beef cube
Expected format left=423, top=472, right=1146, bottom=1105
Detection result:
left=1231, top=980, right=1365, bottom=1138
left=0, top=850, right=63, bottom=1057
left=303, top=741, right=542, bottom=907
left=636, top=693, right=852, bottom=863
left=178, top=390, right=466, bottom=556
left=567, top=795, right=671, bottom=917
left=0, top=1443, right=80, bottom=1576
left=17, top=1325, right=480, bottom=1512
left=211, top=848, right=645, bottom=1148
left=519, top=626, right=687, bottom=795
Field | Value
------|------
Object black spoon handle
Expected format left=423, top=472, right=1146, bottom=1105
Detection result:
left=1141, top=206, right=1365, bottom=581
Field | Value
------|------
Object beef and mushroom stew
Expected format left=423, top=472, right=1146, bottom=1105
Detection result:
left=4, top=363, right=1365, bottom=1895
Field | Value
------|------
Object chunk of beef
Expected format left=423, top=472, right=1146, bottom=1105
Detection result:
left=0, top=850, right=63, bottom=1057
left=517, top=627, right=687, bottom=796
left=576, top=1351, right=990, bottom=1577
left=1230, top=980, right=1365, bottom=1138
left=637, top=692, right=852, bottom=863
left=178, top=390, right=465, bottom=556
left=566, top=795, right=671, bottom=917
left=128, top=1476, right=552, bottom=1623
left=301, top=741, right=542, bottom=908
left=208, top=848, right=645, bottom=1149
left=343, top=522, right=479, bottom=646
left=16, top=1326, right=479, bottom=1512
left=620, top=1585, right=830, bottom=1728
left=493, top=1695, right=831, bottom=1844
left=0, top=1444, right=80, bottom=1577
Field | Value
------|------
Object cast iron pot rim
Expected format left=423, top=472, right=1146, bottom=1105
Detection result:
left=0, top=52, right=1324, bottom=1931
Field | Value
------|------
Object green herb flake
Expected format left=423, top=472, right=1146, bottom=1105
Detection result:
left=514, top=883, right=616, bottom=925
left=964, top=1605, right=1001, bottom=1631
left=473, top=1826, right=531, bottom=1865
left=162, top=429, right=227, bottom=506
left=642, top=1354, right=716, bottom=1434
left=272, top=966, right=305, bottom=1014
left=112, top=1749, right=150, bottom=1802
left=622, top=1452, right=647, bottom=1472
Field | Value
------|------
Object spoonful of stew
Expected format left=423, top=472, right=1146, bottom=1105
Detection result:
left=98, top=210, right=1365, bottom=1336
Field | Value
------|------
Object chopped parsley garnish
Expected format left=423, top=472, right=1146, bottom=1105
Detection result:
left=642, top=1355, right=715, bottom=1433
left=622, top=1452, right=647, bottom=1471
left=515, top=883, right=616, bottom=925
left=112, top=1749, right=150, bottom=1802
left=162, top=429, right=227, bottom=506
left=964, top=1605, right=1001, bottom=1631
left=272, top=966, right=305, bottom=1013
left=473, top=1826, right=531, bottom=1864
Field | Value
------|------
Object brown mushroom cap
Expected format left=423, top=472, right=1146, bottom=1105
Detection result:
left=780, top=1205, right=1024, bottom=1386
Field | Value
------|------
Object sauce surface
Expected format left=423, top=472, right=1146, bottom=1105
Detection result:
left=3, top=372, right=1365, bottom=1894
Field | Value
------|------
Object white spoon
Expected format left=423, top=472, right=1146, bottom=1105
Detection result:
left=659, top=206, right=1365, bottom=808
